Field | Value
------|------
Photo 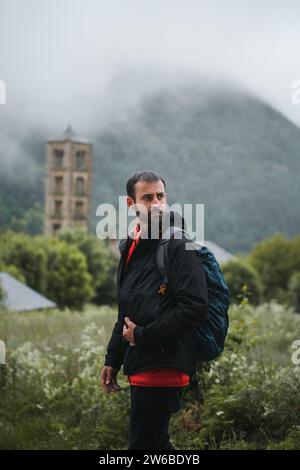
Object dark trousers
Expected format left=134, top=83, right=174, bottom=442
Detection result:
left=128, top=385, right=185, bottom=450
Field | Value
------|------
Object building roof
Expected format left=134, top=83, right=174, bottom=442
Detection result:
left=0, top=272, right=57, bottom=312
left=48, top=125, right=91, bottom=144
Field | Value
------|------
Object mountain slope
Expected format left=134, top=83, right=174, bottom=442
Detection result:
left=92, top=88, right=300, bottom=253
left=1, top=87, right=300, bottom=253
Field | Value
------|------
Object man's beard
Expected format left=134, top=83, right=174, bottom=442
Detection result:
left=137, top=207, right=171, bottom=239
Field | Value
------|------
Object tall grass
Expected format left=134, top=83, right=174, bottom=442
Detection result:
left=0, top=302, right=300, bottom=449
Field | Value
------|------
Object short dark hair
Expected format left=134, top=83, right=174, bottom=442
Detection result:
left=126, top=170, right=166, bottom=200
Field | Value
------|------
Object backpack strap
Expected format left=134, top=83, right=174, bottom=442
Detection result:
left=156, top=226, right=187, bottom=286
left=156, top=238, right=169, bottom=286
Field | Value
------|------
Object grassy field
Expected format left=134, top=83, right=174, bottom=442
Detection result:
left=1, top=301, right=300, bottom=450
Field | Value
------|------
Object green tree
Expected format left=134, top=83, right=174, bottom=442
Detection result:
left=9, top=202, right=44, bottom=235
left=57, top=228, right=118, bottom=305
left=221, top=258, right=262, bottom=305
left=0, top=263, right=25, bottom=283
left=288, top=272, right=300, bottom=313
left=248, top=233, right=296, bottom=302
left=0, top=230, right=94, bottom=310
left=44, top=238, right=94, bottom=310
left=0, top=231, right=47, bottom=294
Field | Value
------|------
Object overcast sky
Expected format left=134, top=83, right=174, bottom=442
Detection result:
left=1, top=0, right=300, bottom=134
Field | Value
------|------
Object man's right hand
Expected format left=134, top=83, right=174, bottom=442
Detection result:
left=100, top=366, right=121, bottom=393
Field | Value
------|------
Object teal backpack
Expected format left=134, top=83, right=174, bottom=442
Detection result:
left=156, top=226, right=230, bottom=366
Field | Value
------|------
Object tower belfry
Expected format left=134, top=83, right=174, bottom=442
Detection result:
left=44, top=125, right=92, bottom=236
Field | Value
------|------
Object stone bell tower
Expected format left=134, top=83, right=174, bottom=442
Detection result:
left=44, top=125, right=92, bottom=236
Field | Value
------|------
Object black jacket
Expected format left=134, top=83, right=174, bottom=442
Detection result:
left=104, top=213, right=208, bottom=380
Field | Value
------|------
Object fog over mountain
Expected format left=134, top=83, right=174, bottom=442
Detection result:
left=1, top=1, right=300, bottom=252
left=1, top=83, right=300, bottom=253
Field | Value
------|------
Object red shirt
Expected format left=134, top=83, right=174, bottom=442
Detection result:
left=125, top=224, right=190, bottom=387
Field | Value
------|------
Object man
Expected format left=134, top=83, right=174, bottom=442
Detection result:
left=101, top=170, right=208, bottom=450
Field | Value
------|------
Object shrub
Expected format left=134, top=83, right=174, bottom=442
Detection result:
left=0, top=316, right=130, bottom=450
left=288, top=272, right=300, bottom=313
left=0, top=231, right=47, bottom=294
left=1, top=302, right=300, bottom=449
left=248, top=233, right=297, bottom=302
left=0, top=230, right=96, bottom=310
left=0, top=263, right=26, bottom=283
left=43, top=238, right=94, bottom=310
left=221, top=258, right=262, bottom=305
left=57, top=228, right=118, bottom=305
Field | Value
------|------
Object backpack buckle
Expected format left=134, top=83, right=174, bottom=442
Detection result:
left=157, top=283, right=167, bottom=295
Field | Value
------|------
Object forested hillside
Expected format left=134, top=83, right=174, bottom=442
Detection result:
left=1, top=87, right=300, bottom=253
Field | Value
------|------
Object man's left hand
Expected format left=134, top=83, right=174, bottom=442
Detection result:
left=123, top=317, right=137, bottom=346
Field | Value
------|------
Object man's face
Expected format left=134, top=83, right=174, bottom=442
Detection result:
left=127, top=180, right=168, bottom=237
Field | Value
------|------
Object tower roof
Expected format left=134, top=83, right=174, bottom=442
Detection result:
left=48, top=125, right=91, bottom=144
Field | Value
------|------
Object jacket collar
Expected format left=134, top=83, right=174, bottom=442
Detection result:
left=117, top=210, right=186, bottom=289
